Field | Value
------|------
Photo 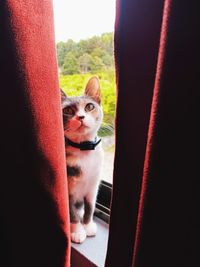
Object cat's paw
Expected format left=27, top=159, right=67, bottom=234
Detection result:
left=71, top=231, right=86, bottom=244
left=71, top=223, right=86, bottom=243
left=84, top=221, right=97, bottom=237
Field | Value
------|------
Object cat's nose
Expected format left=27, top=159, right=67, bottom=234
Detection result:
left=78, top=115, right=85, bottom=120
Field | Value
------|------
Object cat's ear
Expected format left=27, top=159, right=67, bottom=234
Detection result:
left=60, top=88, right=67, bottom=102
left=85, top=76, right=101, bottom=104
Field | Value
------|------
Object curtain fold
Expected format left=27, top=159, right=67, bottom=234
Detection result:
left=106, top=0, right=200, bottom=266
left=105, top=0, right=164, bottom=266
left=1, top=0, right=200, bottom=266
left=0, top=1, right=70, bottom=266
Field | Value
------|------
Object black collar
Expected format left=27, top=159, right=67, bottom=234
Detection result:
left=65, top=137, right=101, bottom=151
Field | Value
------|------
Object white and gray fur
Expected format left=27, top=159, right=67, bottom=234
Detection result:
left=61, top=77, right=103, bottom=243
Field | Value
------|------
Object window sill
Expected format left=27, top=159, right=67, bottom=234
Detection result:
left=71, top=217, right=109, bottom=267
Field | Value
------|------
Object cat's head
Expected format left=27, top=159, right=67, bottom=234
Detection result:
left=61, top=76, right=103, bottom=139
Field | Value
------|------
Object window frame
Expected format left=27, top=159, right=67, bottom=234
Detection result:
left=95, top=180, right=112, bottom=223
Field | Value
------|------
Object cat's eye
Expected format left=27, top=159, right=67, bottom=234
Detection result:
left=63, top=106, right=74, bottom=116
left=85, top=103, right=95, bottom=112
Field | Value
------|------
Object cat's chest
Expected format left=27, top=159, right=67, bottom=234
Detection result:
left=66, top=146, right=103, bottom=179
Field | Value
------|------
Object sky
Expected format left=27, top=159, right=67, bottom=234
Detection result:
left=52, top=0, right=116, bottom=42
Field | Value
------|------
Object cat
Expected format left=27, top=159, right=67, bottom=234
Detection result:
left=61, top=76, right=104, bottom=244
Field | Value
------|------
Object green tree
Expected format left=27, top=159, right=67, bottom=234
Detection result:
left=91, top=47, right=105, bottom=58
left=78, top=53, right=92, bottom=73
left=56, top=41, right=67, bottom=67
left=90, top=56, right=105, bottom=73
left=56, top=32, right=115, bottom=75
left=92, top=48, right=114, bottom=68
left=65, top=39, right=78, bottom=56
left=77, top=39, right=89, bottom=56
left=62, top=52, right=79, bottom=75
left=101, top=32, right=114, bottom=55
left=87, top=36, right=102, bottom=53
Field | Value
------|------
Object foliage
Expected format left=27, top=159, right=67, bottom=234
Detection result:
left=56, top=32, right=116, bottom=136
left=62, top=52, right=79, bottom=75
left=56, top=32, right=114, bottom=75
left=78, top=53, right=92, bottom=73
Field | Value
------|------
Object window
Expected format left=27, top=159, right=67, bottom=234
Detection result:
left=53, top=0, right=116, bottom=222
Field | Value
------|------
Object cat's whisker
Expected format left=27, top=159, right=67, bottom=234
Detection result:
left=98, top=124, right=114, bottom=137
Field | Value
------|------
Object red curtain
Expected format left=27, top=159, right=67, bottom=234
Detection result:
left=0, top=1, right=70, bottom=266
left=106, top=0, right=200, bottom=266
left=1, top=0, right=200, bottom=266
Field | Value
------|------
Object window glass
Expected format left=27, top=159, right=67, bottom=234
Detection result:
left=53, top=0, right=116, bottom=185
